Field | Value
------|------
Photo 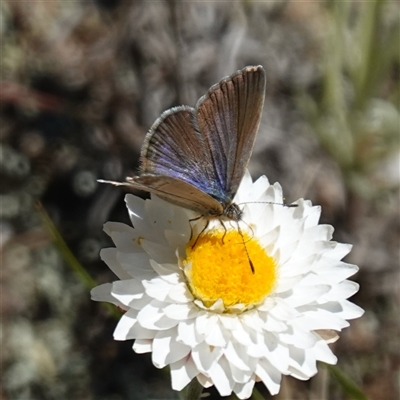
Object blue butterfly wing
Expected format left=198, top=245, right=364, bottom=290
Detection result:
left=140, top=106, right=223, bottom=200
left=138, top=66, right=266, bottom=210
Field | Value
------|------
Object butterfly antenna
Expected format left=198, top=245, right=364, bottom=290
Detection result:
left=239, top=220, right=255, bottom=244
left=238, top=200, right=298, bottom=208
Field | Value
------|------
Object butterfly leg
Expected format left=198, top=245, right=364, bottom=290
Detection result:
left=190, top=219, right=210, bottom=248
left=188, top=215, right=203, bottom=242
left=220, top=220, right=228, bottom=244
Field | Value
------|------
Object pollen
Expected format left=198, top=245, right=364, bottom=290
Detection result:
left=184, top=229, right=277, bottom=309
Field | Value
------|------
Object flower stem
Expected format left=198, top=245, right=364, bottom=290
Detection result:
left=185, top=379, right=203, bottom=400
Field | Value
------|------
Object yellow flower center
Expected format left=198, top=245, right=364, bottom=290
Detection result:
left=184, top=229, right=277, bottom=310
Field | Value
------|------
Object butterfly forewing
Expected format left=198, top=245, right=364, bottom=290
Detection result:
left=196, top=65, right=266, bottom=205
left=140, top=106, right=220, bottom=198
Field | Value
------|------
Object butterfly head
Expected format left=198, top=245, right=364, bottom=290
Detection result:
left=221, top=203, right=243, bottom=222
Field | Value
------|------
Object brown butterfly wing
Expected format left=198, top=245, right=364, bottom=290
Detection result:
left=195, top=65, right=266, bottom=204
left=100, top=176, right=223, bottom=216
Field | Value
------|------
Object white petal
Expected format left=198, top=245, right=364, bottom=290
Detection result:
left=277, top=218, right=305, bottom=249
left=241, top=310, right=264, bottom=333
left=299, top=300, right=349, bottom=331
left=313, top=339, right=337, bottom=364
left=233, top=378, right=256, bottom=400
left=152, top=328, right=191, bottom=368
left=117, top=251, right=155, bottom=280
left=208, top=298, right=225, bottom=313
left=274, top=275, right=303, bottom=293
left=191, top=341, right=223, bottom=374
left=268, top=299, right=300, bottom=321
left=167, top=208, right=194, bottom=237
left=100, top=248, right=132, bottom=279
left=145, top=196, right=174, bottom=227
left=235, top=170, right=254, bottom=202
left=263, top=333, right=290, bottom=373
left=287, top=366, right=313, bottom=380
left=293, top=239, right=336, bottom=260
left=125, top=193, right=145, bottom=213
left=196, top=374, right=213, bottom=388
left=252, top=175, right=270, bottom=195
left=290, top=309, right=349, bottom=331
left=177, top=319, right=203, bottom=347
left=230, top=319, right=252, bottom=346
left=170, top=356, right=199, bottom=391
left=259, top=225, right=280, bottom=250
left=111, top=279, right=145, bottom=307
left=275, top=240, right=300, bottom=265
left=137, top=300, right=178, bottom=330
left=318, top=281, right=359, bottom=303
left=103, top=221, right=133, bottom=235
left=262, top=313, right=287, bottom=332
left=303, top=224, right=334, bottom=242
left=279, top=328, right=318, bottom=349
left=224, top=341, right=251, bottom=372
left=204, top=321, right=228, bottom=347
left=167, top=282, right=194, bottom=303
left=247, top=340, right=266, bottom=359
left=125, top=195, right=150, bottom=231
left=114, top=308, right=156, bottom=340
left=313, top=260, right=359, bottom=282
left=165, top=228, right=188, bottom=250
left=218, top=314, right=239, bottom=331
left=325, top=242, right=352, bottom=259
left=272, top=182, right=284, bottom=203
left=303, top=205, right=321, bottom=228
left=143, top=277, right=172, bottom=302
left=149, top=260, right=182, bottom=283
left=230, top=363, right=252, bottom=384
left=164, top=303, right=198, bottom=321
left=326, top=300, right=365, bottom=320
left=103, top=222, right=138, bottom=249
left=209, top=356, right=235, bottom=396
left=195, top=312, right=218, bottom=336
left=133, top=339, right=152, bottom=354
left=288, top=346, right=317, bottom=377
left=279, top=255, right=317, bottom=278
left=255, top=358, right=281, bottom=395
left=252, top=205, right=276, bottom=236
left=342, top=300, right=364, bottom=319
left=283, top=284, right=330, bottom=308
left=91, top=283, right=124, bottom=307
left=141, top=239, right=175, bottom=263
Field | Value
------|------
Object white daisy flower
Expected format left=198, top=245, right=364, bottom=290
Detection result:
left=91, top=171, right=364, bottom=399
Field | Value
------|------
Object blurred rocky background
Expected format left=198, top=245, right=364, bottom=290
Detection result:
left=1, top=1, right=399, bottom=399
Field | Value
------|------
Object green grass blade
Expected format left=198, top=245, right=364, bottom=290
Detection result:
left=326, top=364, right=369, bottom=400
left=36, top=202, right=121, bottom=318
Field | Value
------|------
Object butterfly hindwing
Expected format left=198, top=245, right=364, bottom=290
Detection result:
left=107, top=175, right=223, bottom=216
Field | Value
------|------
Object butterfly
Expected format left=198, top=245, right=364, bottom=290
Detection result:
left=100, top=65, right=266, bottom=225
